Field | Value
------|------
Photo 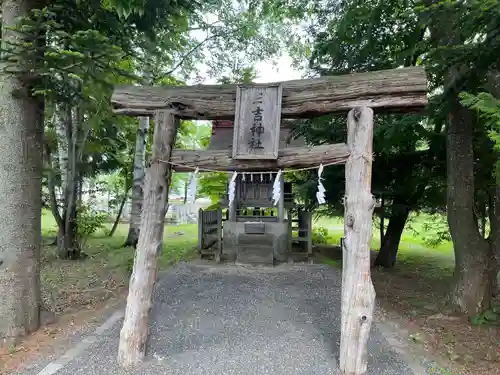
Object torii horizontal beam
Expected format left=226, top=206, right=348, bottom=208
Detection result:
left=169, top=143, right=350, bottom=172
left=112, top=67, right=427, bottom=119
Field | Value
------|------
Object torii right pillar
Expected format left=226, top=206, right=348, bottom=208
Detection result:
left=340, top=107, right=376, bottom=375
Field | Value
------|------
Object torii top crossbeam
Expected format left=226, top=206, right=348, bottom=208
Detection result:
left=111, top=67, right=427, bottom=119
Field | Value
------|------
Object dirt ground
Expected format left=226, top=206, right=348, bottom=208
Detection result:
left=0, top=293, right=126, bottom=375
left=0, top=242, right=130, bottom=375
left=0, top=227, right=195, bottom=375
left=2, top=245, right=499, bottom=375
left=316, top=245, right=500, bottom=375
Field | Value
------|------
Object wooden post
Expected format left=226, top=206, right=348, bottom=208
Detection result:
left=216, top=207, right=223, bottom=263
left=117, top=110, right=179, bottom=367
left=198, top=208, right=204, bottom=253
left=305, top=211, right=313, bottom=257
left=340, top=107, right=376, bottom=375
left=287, top=209, right=293, bottom=261
left=298, top=209, right=306, bottom=251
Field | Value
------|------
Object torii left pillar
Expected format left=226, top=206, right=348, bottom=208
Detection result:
left=117, top=110, right=179, bottom=366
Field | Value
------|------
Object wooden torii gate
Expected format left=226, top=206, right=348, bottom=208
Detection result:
left=111, top=67, right=427, bottom=374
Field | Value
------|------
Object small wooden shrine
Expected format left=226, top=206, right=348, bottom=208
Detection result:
left=110, top=67, right=428, bottom=375
left=197, top=117, right=313, bottom=265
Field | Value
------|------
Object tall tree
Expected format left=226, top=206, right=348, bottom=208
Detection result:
left=421, top=0, right=500, bottom=314
left=0, top=0, right=45, bottom=339
left=124, top=116, right=150, bottom=247
left=294, top=0, right=444, bottom=268
left=303, top=0, right=500, bottom=314
left=12, top=0, right=199, bottom=258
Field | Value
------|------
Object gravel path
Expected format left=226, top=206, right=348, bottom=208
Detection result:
left=32, top=263, right=418, bottom=375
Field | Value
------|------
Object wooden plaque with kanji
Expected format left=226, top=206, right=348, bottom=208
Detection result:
left=232, top=84, right=282, bottom=160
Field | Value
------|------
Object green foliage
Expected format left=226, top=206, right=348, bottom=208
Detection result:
left=217, top=66, right=258, bottom=85
left=183, top=2, right=302, bottom=80
left=2, top=6, right=128, bottom=103
left=460, top=92, right=500, bottom=183
left=171, top=121, right=213, bottom=199
left=300, top=0, right=500, bottom=272
left=420, top=214, right=452, bottom=248
left=101, top=0, right=148, bottom=19
left=428, top=368, right=453, bottom=375
left=76, top=203, right=108, bottom=249
left=309, top=0, right=426, bottom=75
left=2, top=1, right=142, bottom=192
left=312, top=226, right=329, bottom=245
left=289, top=0, right=447, bottom=221
left=170, top=172, right=190, bottom=197
left=198, top=173, right=228, bottom=203
left=0, top=0, right=314, bottom=261
left=460, top=92, right=500, bottom=130
left=471, top=306, right=500, bottom=326
left=417, top=0, right=500, bottom=97
left=97, top=172, right=130, bottom=209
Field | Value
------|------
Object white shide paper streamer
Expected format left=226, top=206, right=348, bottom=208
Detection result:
left=272, top=170, right=282, bottom=206
left=228, top=171, right=238, bottom=208
left=316, top=164, right=326, bottom=205
left=186, top=167, right=199, bottom=204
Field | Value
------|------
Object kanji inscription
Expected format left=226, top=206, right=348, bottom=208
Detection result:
left=232, top=84, right=282, bottom=160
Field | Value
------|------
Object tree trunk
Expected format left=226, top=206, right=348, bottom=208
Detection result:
left=424, top=3, right=495, bottom=316
left=379, top=194, right=385, bottom=244
left=477, top=198, right=487, bottom=238
left=51, top=105, right=68, bottom=245
left=446, top=101, right=494, bottom=315
left=57, top=104, right=80, bottom=259
left=118, top=111, right=179, bottom=366
left=125, top=116, right=150, bottom=247
left=489, top=186, right=500, bottom=296
left=109, top=190, right=129, bottom=237
left=373, top=198, right=410, bottom=268
left=0, top=0, right=44, bottom=339
left=56, top=216, right=79, bottom=259
left=183, top=179, right=188, bottom=204
left=77, top=174, right=83, bottom=205
left=44, top=143, right=64, bottom=243
left=55, top=105, right=68, bottom=203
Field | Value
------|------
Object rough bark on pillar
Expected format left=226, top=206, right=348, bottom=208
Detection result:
left=117, top=111, right=179, bottom=366
left=340, top=107, right=376, bottom=375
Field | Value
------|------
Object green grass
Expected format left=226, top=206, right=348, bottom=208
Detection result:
left=42, top=209, right=198, bottom=268
left=41, top=211, right=497, bottom=373
left=40, top=210, right=198, bottom=313
left=313, top=213, right=455, bottom=280
left=40, top=209, right=456, bottom=314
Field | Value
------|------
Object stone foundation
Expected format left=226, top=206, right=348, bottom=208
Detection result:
left=223, top=221, right=289, bottom=265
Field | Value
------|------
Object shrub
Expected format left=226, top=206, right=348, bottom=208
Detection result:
left=77, top=204, right=108, bottom=249
left=312, top=226, right=329, bottom=245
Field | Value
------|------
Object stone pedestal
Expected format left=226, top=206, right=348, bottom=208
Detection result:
left=223, top=221, right=289, bottom=265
